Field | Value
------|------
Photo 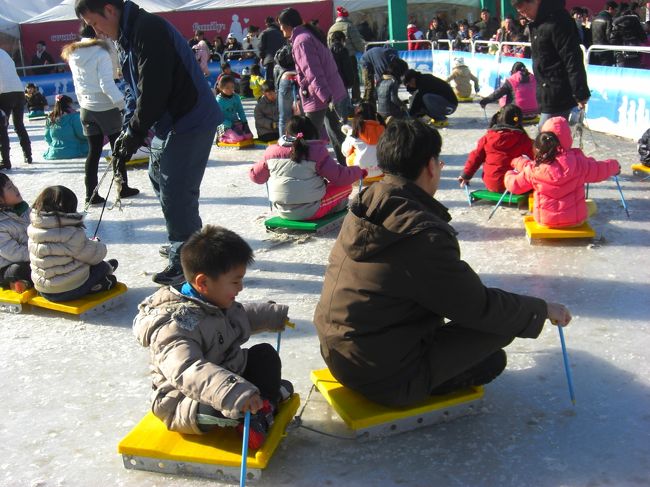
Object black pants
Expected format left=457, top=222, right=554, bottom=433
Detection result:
left=349, top=55, right=361, bottom=102
left=0, top=91, right=32, bottom=163
left=0, top=262, right=32, bottom=288
left=86, top=132, right=127, bottom=199
left=197, top=343, right=281, bottom=431
left=39, top=261, right=114, bottom=302
left=349, top=325, right=515, bottom=408
left=256, top=132, right=278, bottom=142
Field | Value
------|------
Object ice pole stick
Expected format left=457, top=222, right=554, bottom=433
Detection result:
left=613, top=175, right=630, bottom=218
left=239, top=411, right=251, bottom=487
left=464, top=183, right=472, bottom=206
left=557, top=325, right=576, bottom=406
left=487, top=191, right=510, bottom=220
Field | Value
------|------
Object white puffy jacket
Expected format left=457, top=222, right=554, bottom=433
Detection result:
left=0, top=204, right=30, bottom=269
left=28, top=211, right=107, bottom=294
left=0, top=48, right=24, bottom=94
left=64, top=39, right=125, bottom=112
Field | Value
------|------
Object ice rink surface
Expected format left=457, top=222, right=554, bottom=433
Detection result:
left=1, top=100, right=649, bottom=487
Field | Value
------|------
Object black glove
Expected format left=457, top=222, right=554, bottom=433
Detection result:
left=113, top=130, right=144, bottom=162
left=479, top=99, right=488, bottom=109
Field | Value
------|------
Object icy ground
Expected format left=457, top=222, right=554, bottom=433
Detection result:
left=0, top=99, right=649, bottom=487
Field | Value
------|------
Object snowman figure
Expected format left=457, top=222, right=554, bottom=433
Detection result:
left=229, top=14, right=244, bottom=43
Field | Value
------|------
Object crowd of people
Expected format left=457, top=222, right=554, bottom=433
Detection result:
left=0, top=0, right=645, bottom=455
left=407, top=1, right=650, bottom=67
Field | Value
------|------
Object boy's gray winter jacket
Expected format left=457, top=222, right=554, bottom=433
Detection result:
left=253, top=96, right=278, bottom=139
left=133, top=286, right=288, bottom=434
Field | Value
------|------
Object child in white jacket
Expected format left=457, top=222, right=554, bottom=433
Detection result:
left=28, top=186, right=118, bottom=302
left=0, top=174, right=32, bottom=292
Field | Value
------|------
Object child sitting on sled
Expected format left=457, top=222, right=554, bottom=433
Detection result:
left=133, top=225, right=294, bottom=449
left=249, top=115, right=366, bottom=221
left=505, top=117, right=620, bottom=228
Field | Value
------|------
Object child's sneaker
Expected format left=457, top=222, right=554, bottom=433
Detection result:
left=107, top=259, right=119, bottom=272
left=279, top=379, right=294, bottom=402
left=10, top=280, right=31, bottom=294
left=236, top=400, right=275, bottom=450
left=220, top=129, right=245, bottom=143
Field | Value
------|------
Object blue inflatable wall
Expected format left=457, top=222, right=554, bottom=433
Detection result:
left=21, top=52, right=649, bottom=140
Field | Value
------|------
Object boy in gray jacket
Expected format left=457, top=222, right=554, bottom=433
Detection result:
left=133, top=225, right=292, bottom=448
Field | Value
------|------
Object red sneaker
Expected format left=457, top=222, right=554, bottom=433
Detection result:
left=10, top=280, right=30, bottom=294
left=236, top=400, right=275, bottom=450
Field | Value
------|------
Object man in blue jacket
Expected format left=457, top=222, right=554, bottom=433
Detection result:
left=75, top=0, right=223, bottom=285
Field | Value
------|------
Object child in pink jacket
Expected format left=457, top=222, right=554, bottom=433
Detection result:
left=250, top=116, right=365, bottom=221
left=505, top=117, right=620, bottom=228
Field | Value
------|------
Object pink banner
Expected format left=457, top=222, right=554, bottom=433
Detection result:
left=19, top=1, right=333, bottom=65
left=20, top=20, right=84, bottom=65
left=161, top=1, right=333, bottom=43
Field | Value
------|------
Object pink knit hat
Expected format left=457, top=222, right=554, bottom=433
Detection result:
left=336, top=6, right=349, bottom=17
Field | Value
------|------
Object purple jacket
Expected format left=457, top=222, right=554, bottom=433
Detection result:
left=291, top=25, right=347, bottom=113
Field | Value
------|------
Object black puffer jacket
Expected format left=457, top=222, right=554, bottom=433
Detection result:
left=610, top=13, right=646, bottom=46
left=259, top=24, right=286, bottom=65
left=408, top=72, right=457, bottom=117
left=529, top=0, right=590, bottom=113
left=609, top=12, right=646, bottom=64
left=591, top=10, right=614, bottom=45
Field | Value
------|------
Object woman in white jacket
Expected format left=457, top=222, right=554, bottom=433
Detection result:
left=62, top=24, right=138, bottom=205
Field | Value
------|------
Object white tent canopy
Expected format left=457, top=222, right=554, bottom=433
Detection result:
left=177, top=0, right=325, bottom=10
left=24, top=0, right=189, bottom=24
left=341, top=0, right=480, bottom=10
left=0, top=0, right=61, bottom=36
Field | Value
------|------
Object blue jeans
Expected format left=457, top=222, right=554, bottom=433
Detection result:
left=40, top=262, right=112, bottom=302
left=278, top=78, right=297, bottom=137
left=538, top=109, right=573, bottom=131
left=148, top=126, right=217, bottom=267
left=422, top=94, right=457, bottom=121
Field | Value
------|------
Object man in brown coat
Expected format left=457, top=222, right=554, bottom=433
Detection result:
left=314, top=119, right=571, bottom=408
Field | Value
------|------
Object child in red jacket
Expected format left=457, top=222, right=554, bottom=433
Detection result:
left=458, top=104, right=533, bottom=193
left=505, top=117, right=620, bottom=228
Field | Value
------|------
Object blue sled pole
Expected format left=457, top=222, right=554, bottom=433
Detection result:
left=239, top=411, right=251, bottom=487
left=464, top=184, right=472, bottom=206
left=613, top=176, right=629, bottom=218
left=557, top=326, right=576, bottom=406
left=488, top=191, right=510, bottom=220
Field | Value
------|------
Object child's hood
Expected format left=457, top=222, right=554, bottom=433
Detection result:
left=486, top=127, right=529, bottom=152
left=133, top=286, right=217, bottom=347
left=540, top=116, right=573, bottom=150
left=29, top=210, right=84, bottom=229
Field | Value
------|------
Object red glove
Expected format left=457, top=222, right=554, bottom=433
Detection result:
left=361, top=169, right=368, bottom=178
